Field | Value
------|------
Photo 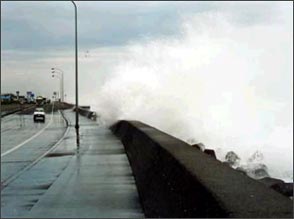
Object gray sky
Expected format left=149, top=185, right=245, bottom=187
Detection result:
left=1, top=1, right=292, bottom=103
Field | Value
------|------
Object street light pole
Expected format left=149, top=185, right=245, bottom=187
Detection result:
left=71, top=0, right=79, bottom=145
left=51, top=73, right=62, bottom=101
left=51, top=68, right=64, bottom=102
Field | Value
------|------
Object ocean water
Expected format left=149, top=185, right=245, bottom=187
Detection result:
left=92, top=8, right=293, bottom=182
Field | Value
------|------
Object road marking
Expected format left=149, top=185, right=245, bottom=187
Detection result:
left=1, top=104, right=54, bottom=157
left=1, top=110, right=70, bottom=189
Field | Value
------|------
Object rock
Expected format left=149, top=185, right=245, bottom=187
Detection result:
left=223, top=161, right=231, bottom=166
left=258, top=177, right=285, bottom=187
left=191, top=144, right=201, bottom=150
left=246, top=163, right=270, bottom=179
left=225, top=151, right=240, bottom=167
left=235, top=167, right=247, bottom=175
left=204, top=149, right=216, bottom=159
left=191, top=143, right=205, bottom=151
left=271, top=183, right=293, bottom=198
left=258, top=177, right=293, bottom=198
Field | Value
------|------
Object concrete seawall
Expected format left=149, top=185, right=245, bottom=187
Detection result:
left=74, top=106, right=97, bottom=121
left=111, top=120, right=293, bottom=218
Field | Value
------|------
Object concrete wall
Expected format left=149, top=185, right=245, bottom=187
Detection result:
left=111, top=121, right=293, bottom=218
left=74, top=107, right=97, bottom=121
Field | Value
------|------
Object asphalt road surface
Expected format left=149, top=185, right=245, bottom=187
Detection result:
left=1, top=107, right=143, bottom=218
left=1, top=103, right=67, bottom=183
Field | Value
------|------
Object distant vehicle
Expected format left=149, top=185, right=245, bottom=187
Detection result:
left=18, top=95, right=26, bottom=104
left=36, top=96, right=44, bottom=106
left=34, top=107, right=45, bottom=122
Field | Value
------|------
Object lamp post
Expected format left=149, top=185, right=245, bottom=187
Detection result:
left=51, top=73, right=62, bottom=101
left=51, top=68, right=64, bottom=102
left=71, top=0, right=79, bottom=145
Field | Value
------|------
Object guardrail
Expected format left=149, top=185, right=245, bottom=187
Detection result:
left=111, top=120, right=293, bottom=218
left=1, top=105, right=35, bottom=118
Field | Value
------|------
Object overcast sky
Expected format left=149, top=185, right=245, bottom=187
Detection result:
left=1, top=1, right=292, bottom=102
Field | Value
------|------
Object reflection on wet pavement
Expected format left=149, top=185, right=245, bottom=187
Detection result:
left=1, top=110, right=143, bottom=218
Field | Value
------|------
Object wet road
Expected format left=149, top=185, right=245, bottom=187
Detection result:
left=1, top=109, right=143, bottom=218
left=1, top=106, right=67, bottom=184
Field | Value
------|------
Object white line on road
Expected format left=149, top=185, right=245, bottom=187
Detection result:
left=1, top=103, right=54, bottom=157
left=2, top=110, right=70, bottom=188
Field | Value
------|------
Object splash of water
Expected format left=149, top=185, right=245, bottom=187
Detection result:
left=93, top=11, right=293, bottom=181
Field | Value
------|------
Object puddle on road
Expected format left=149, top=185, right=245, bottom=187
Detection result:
left=46, top=152, right=75, bottom=157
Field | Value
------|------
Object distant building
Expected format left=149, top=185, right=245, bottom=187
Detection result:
left=18, top=95, right=26, bottom=104
left=1, top=93, right=17, bottom=103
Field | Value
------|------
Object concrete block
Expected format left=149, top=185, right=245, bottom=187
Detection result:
left=111, top=120, right=293, bottom=218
